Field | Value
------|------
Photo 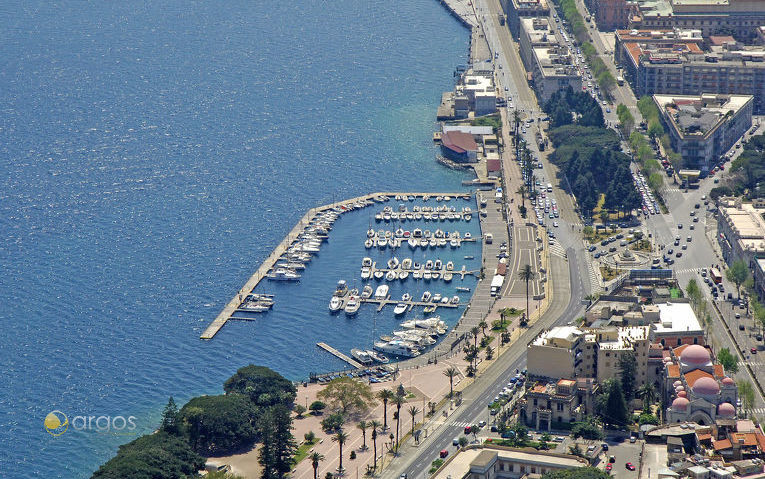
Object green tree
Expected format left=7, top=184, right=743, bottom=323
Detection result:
left=160, top=396, right=180, bottom=435
left=309, top=401, right=326, bottom=415
left=357, top=420, right=368, bottom=451
left=370, top=419, right=382, bottom=471
left=444, top=367, right=459, bottom=398
left=541, top=466, right=612, bottom=479
left=571, top=416, right=603, bottom=440
left=726, top=260, right=750, bottom=299
left=638, top=383, right=656, bottom=412
left=518, top=264, right=536, bottom=326
left=179, top=394, right=259, bottom=455
left=332, top=431, right=349, bottom=473
left=223, top=364, right=296, bottom=408
left=376, top=389, right=393, bottom=432
left=479, top=320, right=488, bottom=338
left=718, top=348, right=739, bottom=374
left=321, top=412, right=345, bottom=433
left=91, top=431, right=205, bottom=479
left=408, top=405, right=420, bottom=436
left=317, top=377, right=376, bottom=416
left=294, top=405, right=307, bottom=418
left=393, top=394, right=405, bottom=453
left=597, top=379, right=628, bottom=427
left=648, top=172, right=663, bottom=191
left=310, top=452, right=324, bottom=479
left=485, top=345, right=495, bottom=360
left=258, top=405, right=296, bottom=479
left=619, top=352, right=637, bottom=401
left=686, top=279, right=702, bottom=309
left=738, top=380, right=755, bottom=412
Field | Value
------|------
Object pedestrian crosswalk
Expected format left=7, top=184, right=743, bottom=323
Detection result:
left=674, top=267, right=700, bottom=275
left=548, top=242, right=566, bottom=258
left=740, top=361, right=765, bottom=367
left=452, top=421, right=472, bottom=429
left=749, top=407, right=765, bottom=415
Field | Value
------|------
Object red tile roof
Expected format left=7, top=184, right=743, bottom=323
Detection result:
left=684, top=369, right=714, bottom=387
left=713, top=364, right=724, bottom=378
left=442, top=131, right=477, bottom=154
left=487, top=159, right=501, bottom=172
left=714, top=439, right=732, bottom=451
left=667, top=364, right=680, bottom=378
left=730, top=433, right=758, bottom=447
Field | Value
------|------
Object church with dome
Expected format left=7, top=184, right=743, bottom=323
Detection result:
left=663, top=344, right=738, bottom=425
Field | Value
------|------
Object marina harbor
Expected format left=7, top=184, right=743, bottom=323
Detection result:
left=201, top=192, right=479, bottom=341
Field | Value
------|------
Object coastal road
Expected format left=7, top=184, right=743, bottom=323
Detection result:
left=381, top=249, right=584, bottom=479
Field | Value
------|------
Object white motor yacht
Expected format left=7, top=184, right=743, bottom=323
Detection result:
left=329, top=296, right=343, bottom=312
left=402, top=293, right=412, bottom=302
left=334, top=280, right=349, bottom=297
left=435, top=259, right=442, bottom=270
left=362, top=257, right=373, bottom=267
left=373, top=340, right=421, bottom=358
left=367, top=228, right=375, bottom=238
left=350, top=348, right=373, bottom=365
left=425, top=260, right=434, bottom=270
left=421, top=291, right=432, bottom=302
left=267, top=268, right=301, bottom=281
left=412, top=270, right=422, bottom=279
left=443, top=272, right=453, bottom=282
left=431, top=271, right=440, bottom=280
left=408, top=238, right=418, bottom=249
left=446, top=261, right=454, bottom=271
left=393, top=303, right=408, bottom=315
left=401, top=258, right=412, bottom=269
left=365, top=238, right=374, bottom=248
left=385, top=270, right=397, bottom=281
left=361, top=285, right=373, bottom=299
left=374, top=270, right=385, bottom=280
left=423, top=271, right=431, bottom=280
left=451, top=295, right=460, bottom=304
left=378, top=238, right=388, bottom=248
left=413, top=228, right=422, bottom=238
left=374, top=284, right=389, bottom=300
left=361, top=267, right=371, bottom=280
left=399, top=270, right=409, bottom=280
left=450, top=238, right=459, bottom=248
left=366, top=350, right=389, bottom=363
left=344, top=296, right=360, bottom=315
left=387, top=257, right=400, bottom=269
left=464, top=232, right=472, bottom=239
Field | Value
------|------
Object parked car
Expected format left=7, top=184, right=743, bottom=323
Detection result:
left=626, top=462, right=636, bottom=471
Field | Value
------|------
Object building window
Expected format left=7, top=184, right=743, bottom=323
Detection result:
left=677, top=339, right=681, bottom=346
left=499, top=464, right=504, bottom=471
left=531, top=467, right=536, bottom=474
left=694, top=337, right=698, bottom=344
left=509, top=464, right=514, bottom=472
left=533, top=399, right=538, bottom=406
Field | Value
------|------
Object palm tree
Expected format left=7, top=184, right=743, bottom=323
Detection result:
left=517, top=185, right=527, bottom=207
left=370, top=419, right=382, bottom=471
left=513, top=109, right=521, bottom=140
left=471, top=326, right=480, bottom=350
left=443, top=367, right=458, bottom=398
left=638, top=383, right=656, bottom=411
left=408, top=405, right=420, bottom=436
left=357, top=420, right=368, bottom=451
left=518, top=264, right=536, bottom=326
left=310, top=452, right=325, bottom=479
left=332, top=430, right=349, bottom=473
left=393, top=394, right=405, bottom=453
left=377, top=389, right=394, bottom=431
left=485, top=345, right=495, bottom=360
left=478, top=320, right=488, bottom=338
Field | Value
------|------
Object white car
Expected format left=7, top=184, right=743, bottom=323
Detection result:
left=553, top=221, right=559, bottom=227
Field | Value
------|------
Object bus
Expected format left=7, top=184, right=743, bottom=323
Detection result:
left=710, top=268, right=723, bottom=284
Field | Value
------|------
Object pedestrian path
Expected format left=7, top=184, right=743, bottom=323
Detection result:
left=587, top=260, right=601, bottom=292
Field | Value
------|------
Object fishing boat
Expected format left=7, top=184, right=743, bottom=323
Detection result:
left=361, top=285, right=373, bottom=299
left=344, top=296, right=360, bottom=315
left=393, top=303, right=408, bottom=315
left=329, top=296, right=343, bottom=313
left=374, top=284, right=389, bottom=300
left=350, top=348, right=373, bottom=365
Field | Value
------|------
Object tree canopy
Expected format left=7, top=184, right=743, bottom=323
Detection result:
left=542, top=467, right=611, bottom=479
left=596, top=379, right=628, bottom=427
left=223, top=364, right=296, bottom=408
left=316, top=377, right=376, bottom=416
left=91, top=432, right=205, bottom=479
left=180, top=394, right=260, bottom=455
left=544, top=86, right=605, bottom=129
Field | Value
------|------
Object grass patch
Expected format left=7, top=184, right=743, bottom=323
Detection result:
left=471, top=114, right=502, bottom=134
left=292, top=439, right=319, bottom=468
left=600, top=266, right=623, bottom=282
left=630, top=239, right=652, bottom=252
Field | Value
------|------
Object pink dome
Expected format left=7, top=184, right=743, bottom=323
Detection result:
left=722, top=377, right=735, bottom=386
left=675, top=386, right=685, bottom=392
left=681, top=345, right=711, bottom=366
left=678, top=391, right=687, bottom=398
left=673, top=380, right=682, bottom=387
left=672, top=397, right=690, bottom=411
left=693, top=377, right=720, bottom=396
left=717, top=403, right=735, bottom=417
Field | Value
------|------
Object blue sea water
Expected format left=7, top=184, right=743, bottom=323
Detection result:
left=0, top=0, right=470, bottom=477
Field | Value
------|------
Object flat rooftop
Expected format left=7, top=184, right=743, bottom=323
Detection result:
left=532, top=326, right=583, bottom=347
left=721, top=203, right=765, bottom=253
left=431, top=446, right=585, bottom=479
left=598, top=326, right=651, bottom=350
left=654, top=302, right=703, bottom=334
left=654, top=94, right=753, bottom=139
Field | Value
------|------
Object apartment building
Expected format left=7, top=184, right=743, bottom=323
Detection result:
left=504, top=0, right=550, bottom=38
left=630, top=0, right=765, bottom=39
left=654, top=93, right=753, bottom=172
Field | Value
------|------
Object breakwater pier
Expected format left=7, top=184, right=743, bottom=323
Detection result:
left=201, top=192, right=473, bottom=340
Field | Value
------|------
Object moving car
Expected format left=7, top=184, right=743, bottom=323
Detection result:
left=626, top=462, right=636, bottom=471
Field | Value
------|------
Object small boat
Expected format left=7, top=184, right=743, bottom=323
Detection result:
left=350, top=288, right=359, bottom=297
left=387, top=257, right=400, bottom=269
left=463, top=255, right=474, bottom=260
left=361, top=267, right=371, bottom=279
left=408, top=238, right=418, bottom=249
left=413, top=270, right=422, bottom=279
left=395, top=228, right=404, bottom=237
left=446, top=261, right=454, bottom=271
left=367, top=229, right=375, bottom=238
left=425, top=260, right=434, bottom=270
left=362, top=257, right=373, bottom=267
left=351, top=348, right=373, bottom=365
left=431, top=271, right=440, bottom=280
left=375, top=213, right=383, bottom=222
left=436, top=196, right=443, bottom=202
left=438, top=239, right=447, bottom=247
left=429, top=238, right=438, bottom=248
left=424, top=230, right=432, bottom=238
left=440, top=297, right=449, bottom=304
left=402, top=258, right=412, bottom=269
left=378, top=238, right=388, bottom=248
left=432, top=293, right=442, bottom=303
left=413, top=262, right=421, bottom=270
left=345, top=296, right=360, bottom=315
left=456, top=286, right=471, bottom=292
left=402, top=293, right=412, bottom=302
left=443, top=272, right=453, bottom=282
left=399, top=270, right=409, bottom=280
left=464, top=232, right=472, bottom=239
left=421, top=291, right=432, bottom=302
left=423, top=305, right=436, bottom=314
left=423, top=271, right=432, bottom=280
left=374, top=270, right=385, bottom=280
left=435, top=229, right=444, bottom=238
left=385, top=270, right=397, bottom=281
left=465, top=214, right=472, bottom=221
left=451, top=295, right=460, bottom=304
left=362, top=285, right=373, bottom=299
left=334, top=280, right=349, bottom=297
left=267, top=268, right=301, bottom=281
left=413, top=228, right=422, bottom=238
left=329, top=296, right=343, bottom=312
left=365, top=238, right=374, bottom=248
left=450, top=238, right=459, bottom=248
left=393, top=303, right=408, bottom=315
left=374, top=284, right=389, bottom=300
left=435, top=259, right=443, bottom=270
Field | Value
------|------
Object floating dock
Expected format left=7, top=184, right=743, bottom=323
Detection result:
left=317, top=342, right=364, bottom=369
left=201, top=191, right=473, bottom=339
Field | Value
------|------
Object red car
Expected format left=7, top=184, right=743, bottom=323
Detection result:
left=626, top=462, right=636, bottom=471
left=606, top=464, right=612, bottom=472
left=464, top=426, right=472, bottom=435
left=751, top=347, right=757, bottom=354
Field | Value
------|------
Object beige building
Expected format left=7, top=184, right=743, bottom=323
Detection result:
left=630, top=0, right=765, bottom=39
left=527, top=326, right=592, bottom=380
left=591, top=326, right=651, bottom=387
left=717, top=199, right=765, bottom=267
left=518, top=378, right=598, bottom=430
left=432, top=446, right=587, bottom=479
